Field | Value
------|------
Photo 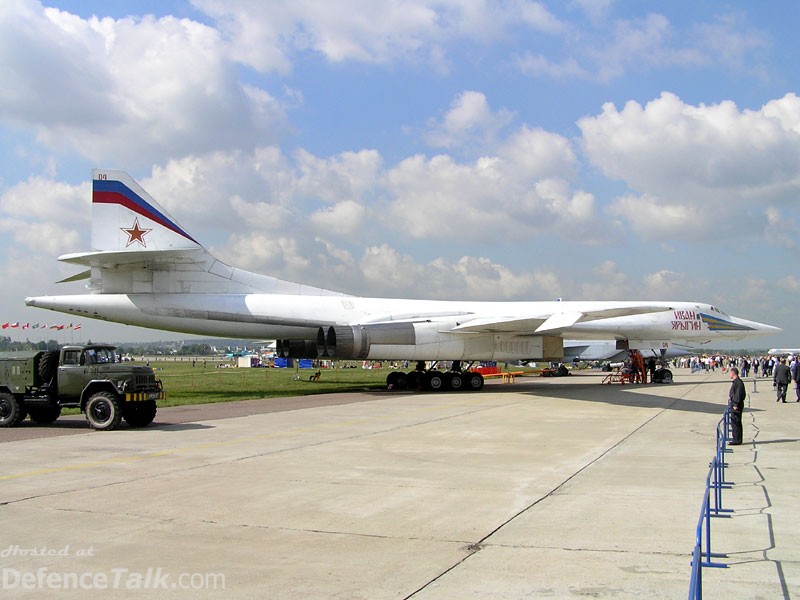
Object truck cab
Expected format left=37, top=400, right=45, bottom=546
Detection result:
left=55, top=346, right=122, bottom=402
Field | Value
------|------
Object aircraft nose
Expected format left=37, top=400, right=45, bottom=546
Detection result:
left=733, top=316, right=782, bottom=335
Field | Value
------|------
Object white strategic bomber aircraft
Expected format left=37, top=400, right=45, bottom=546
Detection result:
left=26, top=170, right=780, bottom=390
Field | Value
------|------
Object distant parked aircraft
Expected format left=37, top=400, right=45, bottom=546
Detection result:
left=563, top=340, right=696, bottom=362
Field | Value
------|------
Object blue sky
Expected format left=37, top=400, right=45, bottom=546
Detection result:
left=1, top=0, right=798, bottom=348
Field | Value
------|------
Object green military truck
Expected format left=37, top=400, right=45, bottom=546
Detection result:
left=0, top=345, right=165, bottom=431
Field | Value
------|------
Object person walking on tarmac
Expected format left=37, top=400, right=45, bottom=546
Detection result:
left=647, top=356, right=656, bottom=383
left=728, top=367, right=746, bottom=445
left=774, top=358, right=791, bottom=403
left=792, top=356, right=800, bottom=402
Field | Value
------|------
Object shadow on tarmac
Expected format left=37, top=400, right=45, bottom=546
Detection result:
left=148, top=422, right=215, bottom=432
left=2, top=372, right=757, bottom=441
left=752, top=438, right=800, bottom=445
left=478, top=376, right=736, bottom=415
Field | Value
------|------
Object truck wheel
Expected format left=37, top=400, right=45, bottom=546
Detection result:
left=28, top=405, right=62, bottom=425
left=0, top=393, right=26, bottom=427
left=123, top=401, right=157, bottom=428
left=38, top=351, right=59, bottom=385
left=85, top=392, right=123, bottom=431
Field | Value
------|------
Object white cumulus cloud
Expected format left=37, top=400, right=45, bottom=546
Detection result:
left=580, top=92, right=800, bottom=240
left=0, top=1, right=286, bottom=166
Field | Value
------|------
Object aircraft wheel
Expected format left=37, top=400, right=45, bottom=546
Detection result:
left=394, top=372, right=408, bottom=389
left=448, top=372, right=464, bottom=391
left=656, top=369, right=673, bottom=384
left=465, top=372, right=484, bottom=391
left=386, top=371, right=399, bottom=388
left=386, top=371, right=408, bottom=390
left=442, top=372, right=453, bottom=390
left=406, top=371, right=423, bottom=390
left=425, top=371, right=445, bottom=391
left=85, top=392, right=123, bottom=431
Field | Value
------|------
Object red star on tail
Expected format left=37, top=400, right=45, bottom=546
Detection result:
left=121, top=217, right=152, bottom=247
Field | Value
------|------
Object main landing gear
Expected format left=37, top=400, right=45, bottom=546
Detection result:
left=385, top=361, right=484, bottom=392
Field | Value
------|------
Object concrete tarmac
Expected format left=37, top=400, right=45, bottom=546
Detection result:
left=1, top=370, right=797, bottom=598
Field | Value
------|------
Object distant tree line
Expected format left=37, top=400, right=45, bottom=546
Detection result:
left=116, top=343, right=217, bottom=356
left=0, top=337, right=60, bottom=352
left=1, top=337, right=218, bottom=356
left=174, top=343, right=216, bottom=355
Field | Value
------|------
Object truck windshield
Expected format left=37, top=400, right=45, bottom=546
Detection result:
left=84, top=348, right=119, bottom=364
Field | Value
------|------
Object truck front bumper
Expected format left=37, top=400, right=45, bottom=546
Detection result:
left=125, top=391, right=166, bottom=402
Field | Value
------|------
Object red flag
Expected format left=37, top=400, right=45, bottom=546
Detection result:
left=1, top=323, right=8, bottom=329
left=22, top=323, right=29, bottom=330
left=73, top=324, right=82, bottom=331
left=10, top=322, right=19, bottom=328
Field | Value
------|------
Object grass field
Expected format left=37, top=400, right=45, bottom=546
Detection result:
left=149, top=360, right=393, bottom=407
left=52, top=358, right=538, bottom=416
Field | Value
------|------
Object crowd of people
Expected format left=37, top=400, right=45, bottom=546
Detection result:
left=676, top=353, right=799, bottom=387
left=677, top=353, right=799, bottom=402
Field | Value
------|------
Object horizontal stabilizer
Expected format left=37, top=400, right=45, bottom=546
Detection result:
left=59, top=248, right=208, bottom=268
left=56, top=269, right=91, bottom=284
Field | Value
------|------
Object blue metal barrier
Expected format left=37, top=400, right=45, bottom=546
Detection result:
left=688, top=408, right=734, bottom=599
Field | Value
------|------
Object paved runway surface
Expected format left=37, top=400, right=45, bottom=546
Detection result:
left=1, top=370, right=798, bottom=598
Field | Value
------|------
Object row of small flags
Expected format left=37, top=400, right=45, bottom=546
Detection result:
left=2, top=323, right=82, bottom=331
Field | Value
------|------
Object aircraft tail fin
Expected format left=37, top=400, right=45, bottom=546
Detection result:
left=90, top=169, right=202, bottom=253
left=56, top=170, right=346, bottom=297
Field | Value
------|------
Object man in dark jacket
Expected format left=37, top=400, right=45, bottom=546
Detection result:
left=773, top=358, right=791, bottom=403
left=728, top=367, right=746, bottom=445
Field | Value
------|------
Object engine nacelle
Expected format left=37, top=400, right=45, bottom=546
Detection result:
left=318, top=322, right=563, bottom=362
left=276, top=339, right=318, bottom=359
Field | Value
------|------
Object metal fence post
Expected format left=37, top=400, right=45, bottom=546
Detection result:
left=690, top=408, right=733, bottom=598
